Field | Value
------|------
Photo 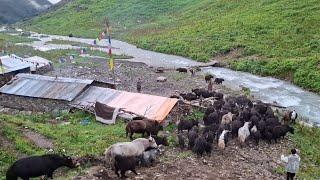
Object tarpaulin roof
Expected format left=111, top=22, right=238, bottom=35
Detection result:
left=72, top=86, right=178, bottom=122
left=0, top=73, right=93, bottom=101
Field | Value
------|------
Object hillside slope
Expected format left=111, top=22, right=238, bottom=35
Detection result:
left=24, top=0, right=320, bottom=93
left=0, top=0, right=52, bottom=24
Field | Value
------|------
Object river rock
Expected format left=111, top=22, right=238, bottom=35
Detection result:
left=157, top=76, right=167, bottom=82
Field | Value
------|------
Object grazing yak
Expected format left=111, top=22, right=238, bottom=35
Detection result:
left=204, top=112, right=219, bottom=126
left=178, top=133, right=185, bottom=150
left=180, top=93, right=198, bottom=101
left=104, top=137, right=157, bottom=167
left=221, top=112, right=233, bottom=125
left=238, top=122, right=251, bottom=147
left=114, top=155, right=138, bottom=178
left=178, top=119, right=199, bottom=133
left=137, top=148, right=160, bottom=167
left=188, top=129, right=198, bottom=149
left=192, top=136, right=208, bottom=156
left=250, top=125, right=261, bottom=145
left=283, top=110, right=298, bottom=124
left=218, top=130, right=230, bottom=151
left=214, top=78, right=225, bottom=84
left=205, top=74, right=214, bottom=83
left=152, top=135, right=169, bottom=146
left=6, top=154, right=77, bottom=180
left=126, top=119, right=161, bottom=140
left=231, top=120, right=243, bottom=138
left=136, top=147, right=161, bottom=167
left=176, top=67, right=188, bottom=73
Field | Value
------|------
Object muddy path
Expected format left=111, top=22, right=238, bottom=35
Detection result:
left=22, top=128, right=54, bottom=150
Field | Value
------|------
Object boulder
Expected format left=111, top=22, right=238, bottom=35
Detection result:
left=156, top=76, right=167, bottom=82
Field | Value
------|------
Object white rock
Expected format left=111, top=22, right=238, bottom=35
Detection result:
left=156, top=76, right=167, bottom=82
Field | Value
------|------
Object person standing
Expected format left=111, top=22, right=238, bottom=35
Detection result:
left=136, top=78, right=142, bottom=93
left=190, top=68, right=195, bottom=77
left=281, top=149, right=301, bottom=180
left=208, top=78, right=214, bottom=92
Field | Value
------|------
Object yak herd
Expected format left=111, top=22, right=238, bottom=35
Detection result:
left=176, top=88, right=297, bottom=157
left=5, top=74, right=299, bottom=179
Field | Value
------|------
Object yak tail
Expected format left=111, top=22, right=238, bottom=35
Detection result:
left=6, top=166, right=18, bottom=180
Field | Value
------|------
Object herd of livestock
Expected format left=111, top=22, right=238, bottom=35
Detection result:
left=176, top=89, right=297, bottom=157
left=5, top=75, right=298, bottom=179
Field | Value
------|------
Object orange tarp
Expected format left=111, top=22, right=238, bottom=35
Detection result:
left=72, top=86, right=178, bottom=122
left=107, top=91, right=178, bottom=122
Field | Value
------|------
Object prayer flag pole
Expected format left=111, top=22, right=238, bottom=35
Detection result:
left=104, top=17, right=116, bottom=86
left=0, top=57, right=3, bottom=73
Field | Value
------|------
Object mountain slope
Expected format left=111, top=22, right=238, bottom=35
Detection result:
left=24, top=0, right=320, bottom=92
left=0, top=0, right=52, bottom=24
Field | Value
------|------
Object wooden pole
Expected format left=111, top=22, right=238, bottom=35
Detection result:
left=104, top=17, right=116, bottom=86
left=0, top=57, right=3, bottom=73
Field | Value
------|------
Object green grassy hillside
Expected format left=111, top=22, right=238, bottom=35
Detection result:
left=24, top=0, right=320, bottom=92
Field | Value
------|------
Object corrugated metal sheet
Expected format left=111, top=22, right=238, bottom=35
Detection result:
left=24, top=56, right=52, bottom=71
left=0, top=55, right=31, bottom=74
left=24, top=56, right=51, bottom=65
left=72, top=86, right=121, bottom=106
left=72, top=86, right=178, bottom=122
left=0, top=73, right=93, bottom=101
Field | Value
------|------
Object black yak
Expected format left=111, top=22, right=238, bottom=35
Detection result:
left=6, top=154, right=76, bottom=180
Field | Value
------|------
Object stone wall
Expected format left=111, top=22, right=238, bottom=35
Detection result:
left=35, top=64, right=54, bottom=75
left=92, top=81, right=117, bottom=89
left=0, top=67, right=31, bottom=87
left=0, top=94, right=70, bottom=112
left=0, top=74, right=13, bottom=87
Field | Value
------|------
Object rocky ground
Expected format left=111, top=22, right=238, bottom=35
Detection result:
left=45, top=57, right=237, bottom=97
left=74, top=137, right=292, bottom=180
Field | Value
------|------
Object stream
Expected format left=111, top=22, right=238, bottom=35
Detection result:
left=4, top=30, right=320, bottom=126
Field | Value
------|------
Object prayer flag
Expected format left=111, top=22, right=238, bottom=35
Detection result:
left=108, top=48, right=112, bottom=56
left=109, top=57, right=114, bottom=70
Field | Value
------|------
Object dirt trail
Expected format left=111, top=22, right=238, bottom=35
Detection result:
left=22, top=129, right=54, bottom=149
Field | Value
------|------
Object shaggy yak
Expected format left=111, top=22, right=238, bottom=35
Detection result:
left=238, top=122, right=251, bottom=147
left=205, top=74, right=214, bottom=83
left=218, top=130, right=230, bottom=151
left=126, top=120, right=160, bottom=140
left=104, top=137, right=157, bottom=167
left=6, top=154, right=77, bottom=180
left=176, top=67, right=188, bottom=73
left=178, top=119, right=199, bottom=132
left=178, top=133, right=185, bottom=150
left=136, top=147, right=161, bottom=167
left=114, top=155, right=138, bottom=178
left=152, top=135, right=169, bottom=146
left=214, top=78, right=225, bottom=84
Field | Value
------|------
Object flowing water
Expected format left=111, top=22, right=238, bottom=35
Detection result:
left=7, top=31, right=320, bottom=125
